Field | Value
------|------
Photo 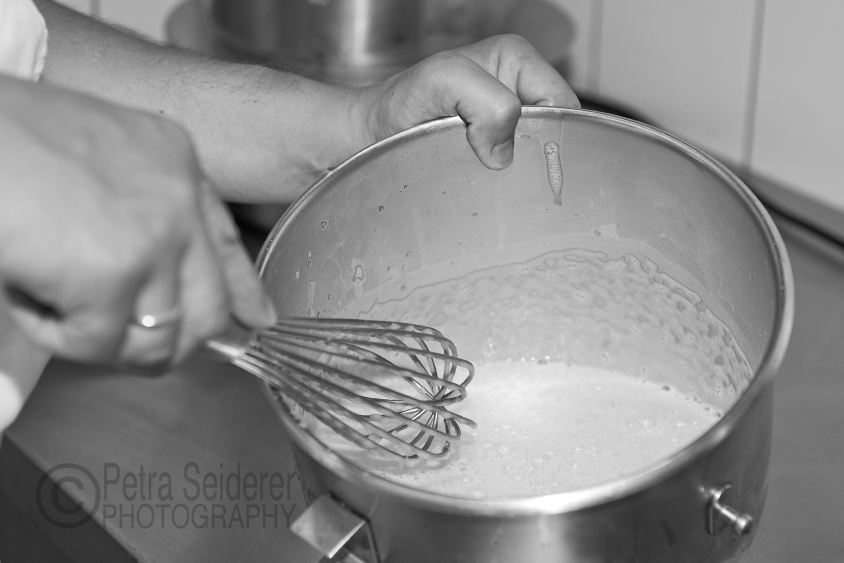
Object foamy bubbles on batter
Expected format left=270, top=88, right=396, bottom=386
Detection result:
left=350, top=248, right=753, bottom=410
left=315, top=360, right=722, bottom=498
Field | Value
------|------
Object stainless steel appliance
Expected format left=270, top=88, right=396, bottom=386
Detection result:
left=211, top=0, right=425, bottom=84
left=168, top=0, right=574, bottom=86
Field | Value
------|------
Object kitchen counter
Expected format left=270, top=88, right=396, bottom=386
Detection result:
left=1, top=214, right=843, bottom=562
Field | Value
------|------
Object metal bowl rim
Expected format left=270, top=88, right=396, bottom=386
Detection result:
left=256, top=107, right=794, bottom=516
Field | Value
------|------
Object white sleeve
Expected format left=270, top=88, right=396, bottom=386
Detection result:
left=0, top=301, right=51, bottom=434
left=0, top=0, right=48, bottom=81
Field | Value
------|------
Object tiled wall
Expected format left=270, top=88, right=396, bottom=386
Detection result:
left=550, top=0, right=844, bottom=214
left=750, top=1, right=844, bottom=212
left=54, top=0, right=844, bottom=214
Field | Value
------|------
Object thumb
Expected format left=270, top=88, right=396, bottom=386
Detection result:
left=199, top=183, right=277, bottom=330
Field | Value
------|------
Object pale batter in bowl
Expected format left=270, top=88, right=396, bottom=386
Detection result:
left=300, top=244, right=753, bottom=499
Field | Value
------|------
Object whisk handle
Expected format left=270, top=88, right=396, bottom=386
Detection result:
left=199, top=319, right=253, bottom=362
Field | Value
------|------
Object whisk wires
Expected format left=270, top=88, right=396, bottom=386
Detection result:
left=240, top=318, right=475, bottom=461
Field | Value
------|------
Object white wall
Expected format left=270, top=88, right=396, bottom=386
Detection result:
left=749, top=1, right=844, bottom=213
left=549, top=0, right=844, bottom=215
left=598, top=1, right=759, bottom=165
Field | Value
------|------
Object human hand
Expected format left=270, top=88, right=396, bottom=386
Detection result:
left=0, top=76, right=275, bottom=369
left=363, top=34, right=580, bottom=170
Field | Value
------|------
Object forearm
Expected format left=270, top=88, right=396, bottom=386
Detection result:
left=34, top=0, right=374, bottom=202
left=34, top=3, right=579, bottom=198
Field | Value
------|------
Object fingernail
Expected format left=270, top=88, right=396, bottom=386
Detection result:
left=490, top=139, right=514, bottom=169
left=262, top=294, right=278, bottom=326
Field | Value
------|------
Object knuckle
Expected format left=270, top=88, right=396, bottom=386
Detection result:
left=489, top=96, right=522, bottom=125
left=85, top=219, right=180, bottom=286
left=137, top=187, right=198, bottom=245
left=493, top=33, right=532, bottom=51
left=88, top=236, right=147, bottom=283
left=143, top=210, right=177, bottom=243
left=417, top=51, right=464, bottom=78
left=159, top=179, right=198, bottom=217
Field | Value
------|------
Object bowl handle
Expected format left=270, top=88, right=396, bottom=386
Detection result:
left=707, top=484, right=754, bottom=537
left=290, top=494, right=380, bottom=563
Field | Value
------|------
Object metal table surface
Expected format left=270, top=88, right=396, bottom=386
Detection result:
left=1, top=215, right=842, bottom=562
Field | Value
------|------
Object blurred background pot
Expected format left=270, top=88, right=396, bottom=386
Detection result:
left=208, top=0, right=541, bottom=84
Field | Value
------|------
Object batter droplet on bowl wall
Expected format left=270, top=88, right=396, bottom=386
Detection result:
left=544, top=141, right=563, bottom=206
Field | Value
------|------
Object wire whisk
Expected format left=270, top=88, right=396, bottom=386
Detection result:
left=203, top=317, right=476, bottom=461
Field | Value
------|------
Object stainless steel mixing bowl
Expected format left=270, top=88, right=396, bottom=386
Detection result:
left=256, top=108, right=794, bottom=562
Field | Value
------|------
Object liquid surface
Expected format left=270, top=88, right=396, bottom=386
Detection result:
left=345, top=247, right=753, bottom=410
left=299, top=246, right=753, bottom=498
left=319, top=360, right=721, bottom=498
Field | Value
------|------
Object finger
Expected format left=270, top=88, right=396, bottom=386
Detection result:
left=412, top=52, right=524, bottom=170
left=116, top=244, right=183, bottom=372
left=199, top=183, right=276, bottom=330
left=170, top=225, right=233, bottom=364
left=455, top=65, right=523, bottom=171
left=3, top=271, right=137, bottom=362
left=454, top=35, right=580, bottom=109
